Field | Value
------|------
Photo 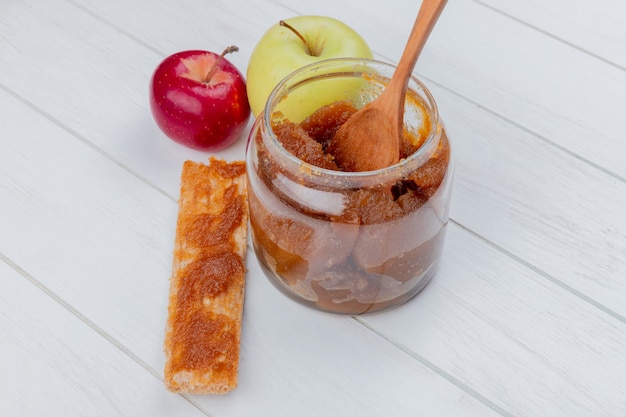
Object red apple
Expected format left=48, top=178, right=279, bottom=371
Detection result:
left=149, top=47, right=250, bottom=151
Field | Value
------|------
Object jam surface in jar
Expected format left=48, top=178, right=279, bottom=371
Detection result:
left=248, top=97, right=452, bottom=314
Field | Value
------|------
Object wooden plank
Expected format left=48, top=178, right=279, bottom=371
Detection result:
left=0, top=86, right=178, bottom=373
left=250, top=0, right=626, bottom=315
left=195, top=257, right=506, bottom=417
left=7, top=0, right=625, bottom=187
left=264, top=0, right=626, bottom=180
left=362, top=223, right=626, bottom=416
left=23, top=0, right=623, bottom=316
left=0, top=0, right=250, bottom=198
left=0, top=72, right=503, bottom=417
left=0, top=261, right=209, bottom=417
left=476, top=0, right=626, bottom=69
left=2, top=0, right=625, bottom=415
left=434, top=82, right=626, bottom=317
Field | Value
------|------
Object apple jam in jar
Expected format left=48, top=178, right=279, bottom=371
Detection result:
left=246, top=58, right=453, bottom=314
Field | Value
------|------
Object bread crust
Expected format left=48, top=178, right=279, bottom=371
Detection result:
left=164, top=157, right=248, bottom=394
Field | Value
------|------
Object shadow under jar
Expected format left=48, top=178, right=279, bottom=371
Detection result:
left=246, top=58, right=453, bottom=315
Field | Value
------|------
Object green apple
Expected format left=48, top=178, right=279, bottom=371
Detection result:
left=246, top=16, right=373, bottom=121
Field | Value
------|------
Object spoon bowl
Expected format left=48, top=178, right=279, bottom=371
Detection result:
left=328, top=0, right=448, bottom=172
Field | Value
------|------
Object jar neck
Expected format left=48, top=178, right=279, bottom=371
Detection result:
left=259, top=58, right=442, bottom=189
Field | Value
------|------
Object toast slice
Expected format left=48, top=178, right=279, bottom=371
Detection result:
left=164, top=157, right=248, bottom=394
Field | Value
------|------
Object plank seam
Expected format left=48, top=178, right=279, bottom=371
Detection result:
left=0, top=251, right=215, bottom=417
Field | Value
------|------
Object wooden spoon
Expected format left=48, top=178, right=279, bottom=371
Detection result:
left=328, top=0, right=448, bottom=172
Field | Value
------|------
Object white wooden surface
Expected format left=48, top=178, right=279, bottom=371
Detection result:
left=1, top=0, right=625, bottom=416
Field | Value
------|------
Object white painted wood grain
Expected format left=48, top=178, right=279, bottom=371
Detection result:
left=433, top=83, right=626, bottom=317
left=198, top=257, right=505, bottom=417
left=0, top=0, right=250, bottom=199
left=0, top=261, right=209, bottom=417
left=259, top=0, right=626, bottom=315
left=362, top=224, right=626, bottom=416
left=269, top=0, right=626, bottom=181
left=2, top=0, right=626, bottom=416
left=48, top=0, right=626, bottom=319
left=0, top=64, right=504, bottom=417
left=476, top=0, right=626, bottom=69
left=0, top=86, right=178, bottom=374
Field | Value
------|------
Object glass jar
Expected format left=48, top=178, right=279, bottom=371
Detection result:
left=246, top=58, right=453, bottom=314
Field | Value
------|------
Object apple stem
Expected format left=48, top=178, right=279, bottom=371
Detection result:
left=204, top=45, right=239, bottom=83
left=280, top=20, right=314, bottom=56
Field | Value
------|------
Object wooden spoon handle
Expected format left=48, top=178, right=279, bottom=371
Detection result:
left=385, top=0, right=448, bottom=100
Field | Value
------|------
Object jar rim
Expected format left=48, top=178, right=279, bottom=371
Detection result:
left=260, top=57, right=442, bottom=185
